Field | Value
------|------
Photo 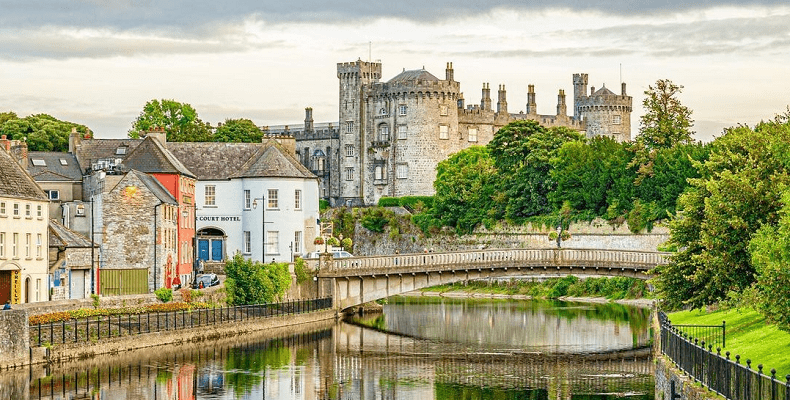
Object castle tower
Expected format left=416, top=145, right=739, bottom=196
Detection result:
left=526, top=84, right=537, bottom=115
left=481, top=83, right=492, bottom=111
left=446, top=62, right=454, bottom=82
left=497, top=85, right=507, bottom=114
left=337, top=59, right=382, bottom=206
left=304, top=107, right=314, bottom=133
left=572, top=73, right=588, bottom=120
left=576, top=82, right=633, bottom=142
left=556, top=89, right=567, bottom=116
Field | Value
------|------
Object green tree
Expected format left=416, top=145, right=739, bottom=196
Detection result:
left=636, top=79, right=694, bottom=150
left=224, top=253, right=291, bottom=305
left=750, top=190, right=790, bottom=331
left=0, top=113, right=90, bottom=152
left=655, top=114, right=790, bottom=309
left=487, top=121, right=583, bottom=221
left=214, top=118, right=263, bottom=142
left=128, top=99, right=212, bottom=142
left=634, top=142, right=709, bottom=216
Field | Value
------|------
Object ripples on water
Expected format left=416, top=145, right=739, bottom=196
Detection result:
left=4, top=297, right=655, bottom=399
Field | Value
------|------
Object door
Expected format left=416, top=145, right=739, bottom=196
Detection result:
left=0, top=271, right=10, bottom=304
left=71, top=270, right=86, bottom=299
left=198, top=239, right=209, bottom=261
left=211, top=240, right=223, bottom=261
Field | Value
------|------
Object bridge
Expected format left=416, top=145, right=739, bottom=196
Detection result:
left=316, top=247, right=670, bottom=309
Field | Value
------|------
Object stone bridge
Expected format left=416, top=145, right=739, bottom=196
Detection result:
left=316, top=248, right=670, bottom=309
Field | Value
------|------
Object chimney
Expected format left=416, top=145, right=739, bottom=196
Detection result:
left=305, top=107, right=314, bottom=133
left=445, top=62, right=454, bottom=81
left=621, top=82, right=627, bottom=96
left=481, top=83, right=492, bottom=111
left=591, top=86, right=596, bottom=95
left=526, top=85, right=537, bottom=114
left=497, top=85, right=507, bottom=114
left=557, top=89, right=567, bottom=116
left=146, top=126, right=167, bottom=146
left=0, top=135, right=9, bottom=152
left=69, top=127, right=82, bottom=153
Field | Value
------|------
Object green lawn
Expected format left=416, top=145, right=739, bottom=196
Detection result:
left=668, top=307, right=790, bottom=377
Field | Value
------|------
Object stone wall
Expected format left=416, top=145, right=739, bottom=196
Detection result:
left=655, top=356, right=719, bottom=400
left=0, top=309, right=30, bottom=368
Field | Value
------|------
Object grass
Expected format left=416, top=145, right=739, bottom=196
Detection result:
left=668, top=307, right=790, bottom=377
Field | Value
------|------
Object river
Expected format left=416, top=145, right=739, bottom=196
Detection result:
left=3, top=297, right=655, bottom=399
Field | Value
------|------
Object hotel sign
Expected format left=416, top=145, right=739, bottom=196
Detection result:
left=198, top=216, right=241, bottom=222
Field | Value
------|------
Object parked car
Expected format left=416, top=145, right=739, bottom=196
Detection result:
left=333, top=251, right=354, bottom=258
left=192, top=273, right=220, bottom=289
left=303, top=252, right=322, bottom=259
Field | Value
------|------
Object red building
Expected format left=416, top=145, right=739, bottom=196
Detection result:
left=122, top=132, right=197, bottom=289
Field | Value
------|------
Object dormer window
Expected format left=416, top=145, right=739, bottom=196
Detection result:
left=115, top=146, right=127, bottom=155
left=31, top=158, right=46, bottom=167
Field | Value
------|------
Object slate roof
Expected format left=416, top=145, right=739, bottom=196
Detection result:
left=49, top=219, right=96, bottom=248
left=166, top=142, right=265, bottom=180
left=123, top=137, right=196, bottom=178
left=74, top=139, right=142, bottom=172
left=232, top=140, right=316, bottom=179
left=592, top=85, right=616, bottom=96
left=130, top=170, right=179, bottom=205
left=28, top=152, right=83, bottom=182
left=0, top=147, right=47, bottom=201
left=388, top=69, right=439, bottom=84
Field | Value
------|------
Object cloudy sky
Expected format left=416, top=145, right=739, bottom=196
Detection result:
left=1, top=1, right=788, bottom=142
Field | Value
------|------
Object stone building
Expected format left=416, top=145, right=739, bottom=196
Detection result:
left=48, top=219, right=96, bottom=300
left=268, top=60, right=633, bottom=206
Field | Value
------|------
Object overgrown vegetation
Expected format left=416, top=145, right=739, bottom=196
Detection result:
left=293, top=257, right=313, bottom=284
left=224, top=253, right=291, bottom=305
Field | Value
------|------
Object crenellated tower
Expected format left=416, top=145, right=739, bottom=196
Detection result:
left=572, top=73, right=588, bottom=120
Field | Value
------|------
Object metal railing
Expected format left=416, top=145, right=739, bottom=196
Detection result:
left=30, top=297, right=333, bottom=347
left=660, top=311, right=790, bottom=400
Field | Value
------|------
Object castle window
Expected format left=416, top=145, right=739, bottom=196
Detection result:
left=378, top=124, right=390, bottom=141
left=397, top=125, right=408, bottom=140
left=375, top=165, right=387, bottom=181
left=468, top=127, right=478, bottom=143
left=379, top=108, right=388, bottom=116
left=439, top=125, right=449, bottom=140
left=345, top=167, right=354, bottom=181
left=345, top=145, right=354, bottom=157
left=345, top=121, right=354, bottom=133
left=612, top=115, right=621, bottom=125
left=397, top=164, right=409, bottom=179
left=440, top=105, right=448, bottom=116
left=399, top=105, right=407, bottom=116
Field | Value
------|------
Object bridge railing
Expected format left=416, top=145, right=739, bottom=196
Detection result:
left=326, top=248, right=669, bottom=274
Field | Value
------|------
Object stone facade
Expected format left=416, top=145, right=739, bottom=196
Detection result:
left=0, top=309, right=29, bottom=369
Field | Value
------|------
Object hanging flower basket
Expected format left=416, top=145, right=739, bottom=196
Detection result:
left=560, top=230, right=572, bottom=241
left=313, top=237, right=324, bottom=245
left=327, top=237, right=340, bottom=247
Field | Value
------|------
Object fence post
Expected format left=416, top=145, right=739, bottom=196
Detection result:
left=722, top=320, right=726, bottom=348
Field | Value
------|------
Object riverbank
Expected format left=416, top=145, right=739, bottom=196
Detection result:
left=402, top=290, right=656, bottom=308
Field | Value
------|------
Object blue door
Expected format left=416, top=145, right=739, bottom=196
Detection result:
left=211, top=240, right=223, bottom=261
left=198, top=240, right=209, bottom=261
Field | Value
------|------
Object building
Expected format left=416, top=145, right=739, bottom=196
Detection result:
left=48, top=219, right=97, bottom=300
left=0, top=136, right=50, bottom=304
left=26, top=149, right=84, bottom=223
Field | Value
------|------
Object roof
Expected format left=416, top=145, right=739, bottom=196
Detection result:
left=591, top=85, right=616, bottom=96
left=166, top=142, right=265, bottom=180
left=0, top=147, right=47, bottom=201
left=387, top=69, right=440, bottom=84
left=232, top=140, right=316, bottom=179
left=27, top=152, right=83, bottom=182
left=120, top=170, right=178, bottom=205
left=49, top=219, right=96, bottom=248
left=122, top=137, right=196, bottom=179
left=74, top=139, right=142, bottom=171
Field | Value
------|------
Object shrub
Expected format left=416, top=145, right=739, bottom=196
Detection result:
left=547, top=276, right=578, bottom=298
left=294, top=258, right=313, bottom=284
left=155, top=287, right=173, bottom=303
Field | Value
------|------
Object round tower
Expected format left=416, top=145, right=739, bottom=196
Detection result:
left=576, top=84, right=632, bottom=142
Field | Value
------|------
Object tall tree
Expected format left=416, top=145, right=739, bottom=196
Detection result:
left=0, top=113, right=90, bottom=152
left=636, top=79, right=695, bottom=150
left=214, top=118, right=263, bottom=143
left=129, top=99, right=212, bottom=142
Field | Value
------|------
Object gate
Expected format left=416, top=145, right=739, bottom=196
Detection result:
left=99, top=269, right=148, bottom=296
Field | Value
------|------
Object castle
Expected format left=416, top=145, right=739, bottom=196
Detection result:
left=270, top=60, right=632, bottom=206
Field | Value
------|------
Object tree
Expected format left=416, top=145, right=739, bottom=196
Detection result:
left=636, top=79, right=694, bottom=150
left=224, top=253, right=291, bottom=305
left=129, top=99, right=212, bottom=142
left=654, top=114, right=790, bottom=309
left=214, top=118, right=263, bottom=143
left=487, top=121, right=583, bottom=221
left=0, top=113, right=90, bottom=152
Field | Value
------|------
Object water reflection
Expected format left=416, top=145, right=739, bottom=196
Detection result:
left=7, top=298, right=654, bottom=399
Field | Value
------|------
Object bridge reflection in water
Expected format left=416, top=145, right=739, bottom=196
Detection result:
left=19, top=321, right=654, bottom=400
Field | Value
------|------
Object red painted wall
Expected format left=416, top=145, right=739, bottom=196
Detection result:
left=151, top=173, right=196, bottom=288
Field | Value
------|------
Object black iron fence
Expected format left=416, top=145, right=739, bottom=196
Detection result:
left=667, top=316, right=726, bottom=348
left=30, top=297, right=333, bottom=347
left=659, top=311, right=790, bottom=400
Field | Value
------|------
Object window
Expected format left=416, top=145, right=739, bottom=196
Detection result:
left=59, top=158, right=68, bottom=166
left=31, top=158, right=46, bottom=167
left=345, top=121, right=354, bottom=133
left=379, top=107, right=388, bottom=116
left=267, top=231, right=279, bottom=254
left=397, top=125, right=407, bottom=140
left=36, top=279, right=41, bottom=302
left=345, top=145, right=354, bottom=157
left=397, top=164, right=409, bottom=179
left=204, top=185, right=216, bottom=206
left=37, top=205, right=42, bottom=218
left=25, top=204, right=31, bottom=218
left=439, top=125, right=449, bottom=140
left=0, top=233, right=4, bottom=258
left=25, top=233, right=31, bottom=258
left=294, top=190, right=302, bottom=210
left=115, top=146, right=127, bottom=155
left=375, top=165, right=386, bottom=181
left=36, top=234, right=42, bottom=258
left=0, top=202, right=5, bottom=216
left=345, top=167, right=354, bottom=181
left=294, top=231, right=302, bottom=254
left=399, top=105, right=407, bottom=116
left=13, top=203, right=19, bottom=217
left=46, top=190, right=59, bottom=200
left=76, top=204, right=85, bottom=216
left=244, top=190, right=251, bottom=209
left=315, top=158, right=325, bottom=172
left=268, top=189, right=278, bottom=209
left=612, top=115, right=621, bottom=125
left=12, top=233, right=18, bottom=258
left=243, top=231, right=251, bottom=253
left=440, top=105, right=448, bottom=116
left=468, top=127, right=478, bottom=142
left=378, top=124, right=389, bottom=141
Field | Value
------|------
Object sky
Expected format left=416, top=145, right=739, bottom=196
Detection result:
left=1, top=1, right=788, bottom=143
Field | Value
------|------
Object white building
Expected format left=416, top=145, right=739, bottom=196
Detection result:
left=168, top=138, right=320, bottom=264
left=0, top=138, right=50, bottom=304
